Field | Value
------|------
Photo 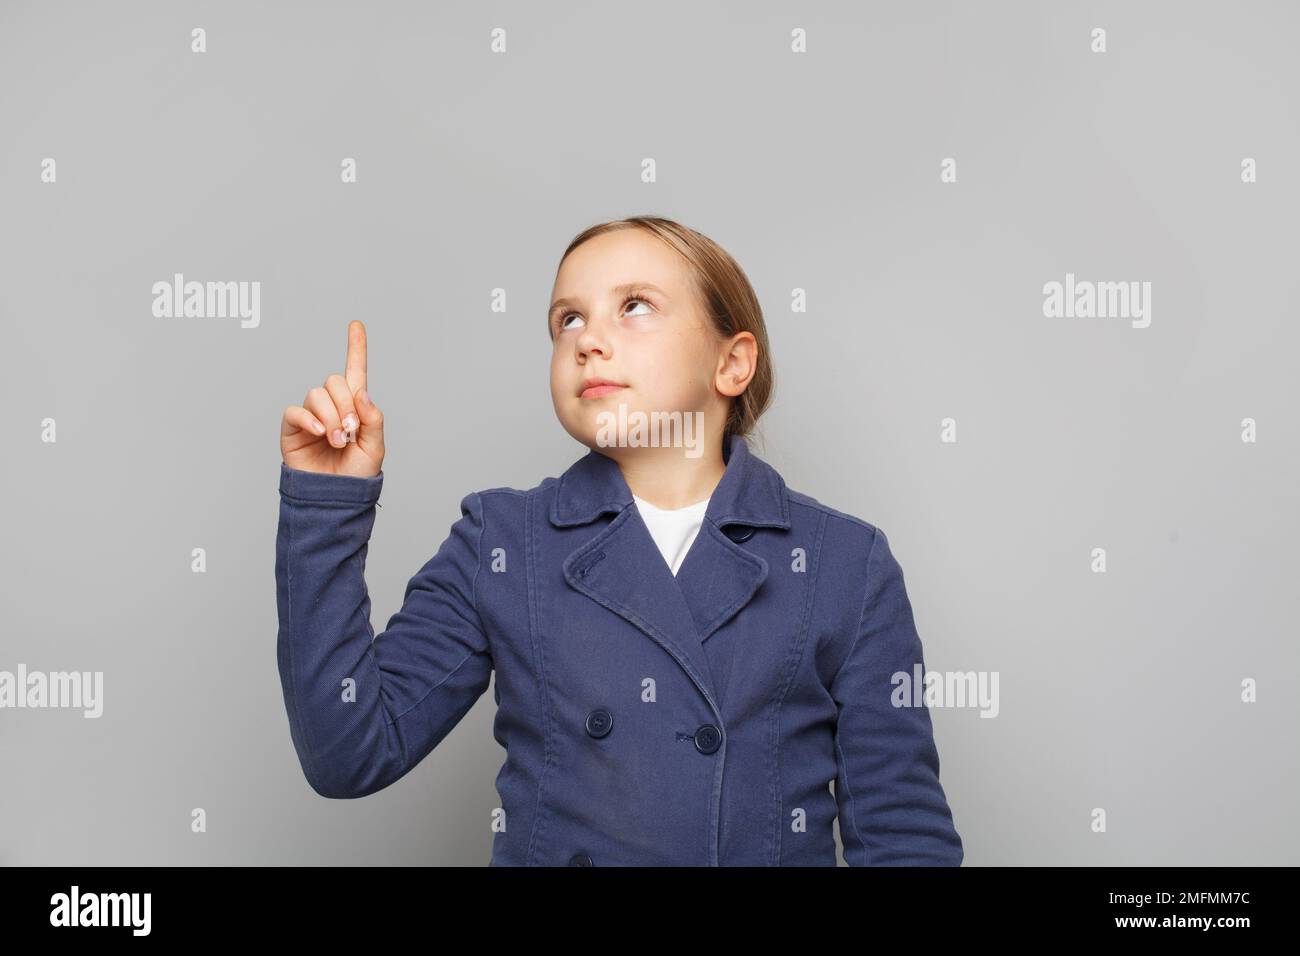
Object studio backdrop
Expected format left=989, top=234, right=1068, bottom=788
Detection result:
left=2, top=0, right=1297, bottom=865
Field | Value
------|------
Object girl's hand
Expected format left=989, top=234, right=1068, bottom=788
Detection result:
left=280, top=320, right=385, bottom=477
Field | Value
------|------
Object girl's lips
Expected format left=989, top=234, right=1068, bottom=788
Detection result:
left=580, top=384, right=627, bottom=399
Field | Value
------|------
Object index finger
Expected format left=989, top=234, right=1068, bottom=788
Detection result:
left=345, top=320, right=367, bottom=393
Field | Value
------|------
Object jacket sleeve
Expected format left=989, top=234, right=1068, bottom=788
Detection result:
left=829, top=527, right=964, bottom=865
left=275, top=462, right=494, bottom=799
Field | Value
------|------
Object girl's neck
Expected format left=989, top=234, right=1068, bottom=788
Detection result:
left=614, top=445, right=726, bottom=511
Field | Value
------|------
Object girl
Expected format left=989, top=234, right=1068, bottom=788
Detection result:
left=275, top=216, right=963, bottom=866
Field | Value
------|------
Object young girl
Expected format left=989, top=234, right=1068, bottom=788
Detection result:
left=275, top=216, right=963, bottom=866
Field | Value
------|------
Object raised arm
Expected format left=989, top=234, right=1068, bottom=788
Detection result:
left=274, top=320, right=493, bottom=798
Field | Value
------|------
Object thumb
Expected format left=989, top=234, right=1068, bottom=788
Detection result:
left=354, top=388, right=385, bottom=460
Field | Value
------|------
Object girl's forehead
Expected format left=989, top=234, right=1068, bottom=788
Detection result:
left=555, top=262, right=688, bottom=298
left=560, top=230, right=680, bottom=274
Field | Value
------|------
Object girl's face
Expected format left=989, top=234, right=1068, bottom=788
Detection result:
left=548, top=229, right=752, bottom=454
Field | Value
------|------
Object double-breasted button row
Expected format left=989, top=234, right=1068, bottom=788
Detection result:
left=723, top=524, right=755, bottom=543
left=585, top=709, right=722, bottom=753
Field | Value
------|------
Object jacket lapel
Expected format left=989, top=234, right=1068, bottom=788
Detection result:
left=553, top=434, right=792, bottom=705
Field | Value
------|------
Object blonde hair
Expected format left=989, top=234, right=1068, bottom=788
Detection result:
left=552, top=216, right=775, bottom=446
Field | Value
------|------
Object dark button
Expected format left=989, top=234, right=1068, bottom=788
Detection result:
left=694, top=724, right=722, bottom=754
left=569, top=852, right=593, bottom=866
left=724, top=524, right=755, bottom=543
left=585, top=708, right=613, bottom=738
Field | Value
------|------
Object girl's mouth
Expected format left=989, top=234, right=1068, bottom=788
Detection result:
left=580, top=384, right=627, bottom=399
left=579, top=377, right=628, bottom=399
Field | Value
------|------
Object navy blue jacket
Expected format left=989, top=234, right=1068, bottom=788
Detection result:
left=275, top=433, right=963, bottom=866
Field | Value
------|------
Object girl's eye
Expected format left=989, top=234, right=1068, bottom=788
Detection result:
left=554, top=292, right=654, bottom=333
left=623, top=295, right=653, bottom=317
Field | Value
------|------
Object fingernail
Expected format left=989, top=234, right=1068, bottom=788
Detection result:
left=331, top=429, right=344, bottom=446
left=310, top=419, right=325, bottom=434
left=343, top=414, right=359, bottom=431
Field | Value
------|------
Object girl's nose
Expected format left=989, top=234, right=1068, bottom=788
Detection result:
left=576, top=322, right=611, bottom=358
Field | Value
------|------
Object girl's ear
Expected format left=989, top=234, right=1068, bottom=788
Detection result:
left=716, top=332, right=758, bottom=397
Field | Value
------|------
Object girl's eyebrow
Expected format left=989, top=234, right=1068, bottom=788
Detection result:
left=548, top=281, right=668, bottom=321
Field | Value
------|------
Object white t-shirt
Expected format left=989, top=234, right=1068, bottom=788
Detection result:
left=633, top=494, right=710, bottom=577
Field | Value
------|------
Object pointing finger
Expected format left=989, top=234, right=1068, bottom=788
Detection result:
left=345, top=320, right=367, bottom=394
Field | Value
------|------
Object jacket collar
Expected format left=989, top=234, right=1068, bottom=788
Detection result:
left=553, top=433, right=792, bottom=722
left=549, top=432, right=791, bottom=533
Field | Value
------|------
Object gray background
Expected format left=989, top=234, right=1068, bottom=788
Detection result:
left=2, top=0, right=1297, bottom=865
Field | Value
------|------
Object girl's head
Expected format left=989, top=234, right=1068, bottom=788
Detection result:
left=548, top=216, right=774, bottom=460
